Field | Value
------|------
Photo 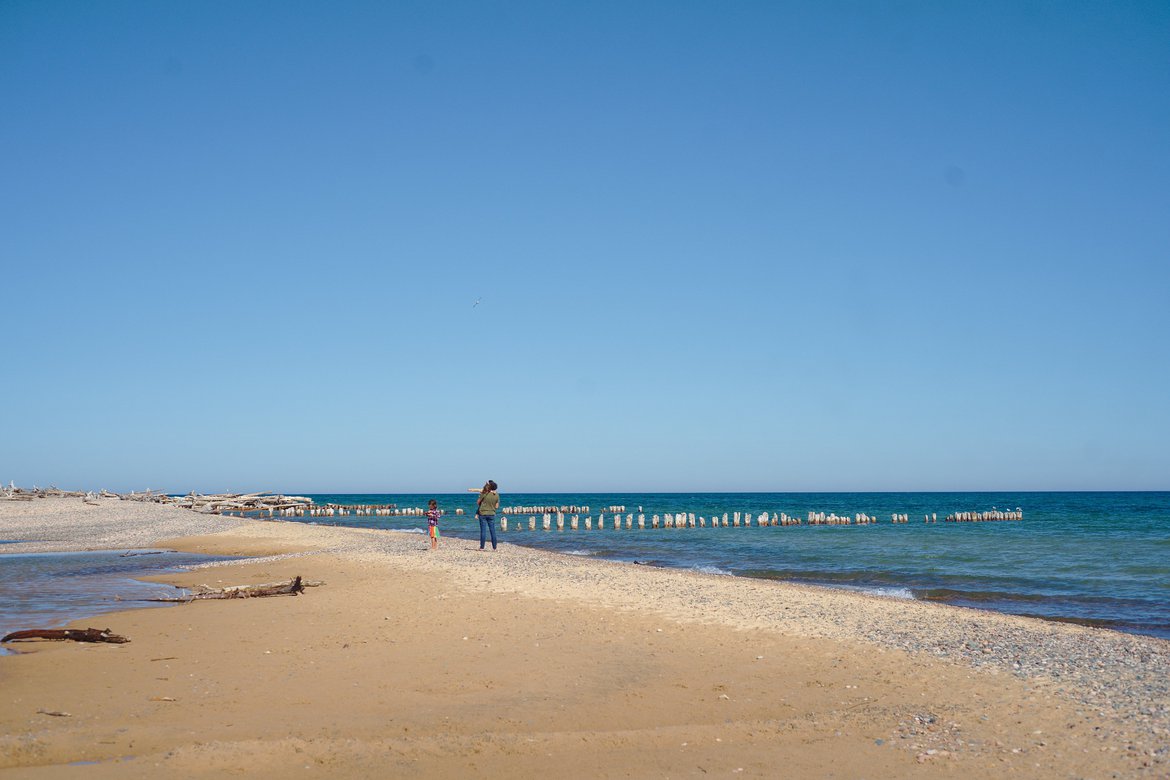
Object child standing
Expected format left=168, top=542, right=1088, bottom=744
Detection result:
left=425, top=499, right=442, bottom=551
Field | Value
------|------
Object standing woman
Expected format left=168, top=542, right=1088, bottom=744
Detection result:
left=476, top=480, right=500, bottom=551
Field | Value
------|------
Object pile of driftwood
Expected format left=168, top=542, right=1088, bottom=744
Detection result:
left=2, top=484, right=175, bottom=503
left=1, top=484, right=316, bottom=513
left=167, top=492, right=314, bottom=514
left=2, top=484, right=89, bottom=501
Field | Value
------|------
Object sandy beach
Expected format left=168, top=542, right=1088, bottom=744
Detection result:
left=1, top=498, right=1167, bottom=778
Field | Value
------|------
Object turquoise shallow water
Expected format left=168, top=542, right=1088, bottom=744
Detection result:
left=298, top=491, right=1170, bottom=640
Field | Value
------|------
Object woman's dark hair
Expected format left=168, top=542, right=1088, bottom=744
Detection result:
left=482, top=480, right=498, bottom=493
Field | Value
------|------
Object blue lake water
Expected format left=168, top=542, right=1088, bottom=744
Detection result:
left=1, top=491, right=1167, bottom=644
left=297, top=491, right=1170, bottom=640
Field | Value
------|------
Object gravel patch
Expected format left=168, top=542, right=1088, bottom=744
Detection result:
left=0, top=496, right=249, bottom=552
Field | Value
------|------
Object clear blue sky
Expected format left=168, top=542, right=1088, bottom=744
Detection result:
left=2, top=1, right=1168, bottom=493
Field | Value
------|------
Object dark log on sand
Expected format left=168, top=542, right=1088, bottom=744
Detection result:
left=2, top=628, right=130, bottom=644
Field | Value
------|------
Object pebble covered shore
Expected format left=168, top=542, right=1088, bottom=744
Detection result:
left=3, top=497, right=1168, bottom=774
left=0, top=496, right=250, bottom=553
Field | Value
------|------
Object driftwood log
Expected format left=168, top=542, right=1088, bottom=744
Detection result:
left=132, top=576, right=313, bottom=604
left=189, top=575, right=306, bottom=599
left=2, top=627, right=130, bottom=644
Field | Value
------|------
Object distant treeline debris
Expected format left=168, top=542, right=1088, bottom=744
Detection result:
left=1, top=483, right=313, bottom=513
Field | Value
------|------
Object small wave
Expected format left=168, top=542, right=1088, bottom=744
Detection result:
left=564, top=550, right=594, bottom=557
left=693, top=565, right=733, bottom=576
left=845, top=585, right=915, bottom=600
left=398, top=528, right=426, bottom=535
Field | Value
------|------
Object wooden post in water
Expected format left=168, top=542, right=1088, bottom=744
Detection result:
left=638, top=514, right=645, bottom=529
left=501, top=517, right=508, bottom=532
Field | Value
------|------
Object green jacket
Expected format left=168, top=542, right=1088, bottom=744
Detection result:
left=477, top=491, right=499, bottom=516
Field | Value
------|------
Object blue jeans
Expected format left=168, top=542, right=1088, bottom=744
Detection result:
left=477, top=514, right=497, bottom=549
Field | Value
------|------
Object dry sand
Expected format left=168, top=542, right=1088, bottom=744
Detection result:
left=1, top=498, right=1167, bottom=778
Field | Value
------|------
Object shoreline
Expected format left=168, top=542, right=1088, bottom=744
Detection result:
left=2, top=499, right=1168, bottom=777
left=6, top=495, right=1165, bottom=644
left=228, top=489, right=1170, bottom=643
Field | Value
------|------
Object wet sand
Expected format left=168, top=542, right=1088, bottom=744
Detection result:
left=1, top=499, right=1167, bottom=778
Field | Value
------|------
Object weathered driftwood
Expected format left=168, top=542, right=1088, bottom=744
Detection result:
left=170, top=491, right=315, bottom=513
left=189, top=576, right=305, bottom=599
left=194, top=578, right=300, bottom=600
left=2, top=627, right=130, bottom=644
left=135, top=576, right=315, bottom=604
left=3, top=485, right=317, bottom=513
left=4, top=484, right=317, bottom=515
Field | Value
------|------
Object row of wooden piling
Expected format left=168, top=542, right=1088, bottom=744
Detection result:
left=262, top=503, right=636, bottom=520
left=946, top=509, right=1022, bottom=522
left=230, top=503, right=1022, bottom=526
left=499, top=504, right=628, bottom=515
left=244, top=504, right=471, bottom=518
left=488, top=508, right=1023, bottom=532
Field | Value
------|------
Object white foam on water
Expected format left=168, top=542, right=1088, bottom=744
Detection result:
left=565, top=549, right=594, bottom=557
left=693, top=565, right=733, bottom=576
left=840, top=585, right=915, bottom=600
